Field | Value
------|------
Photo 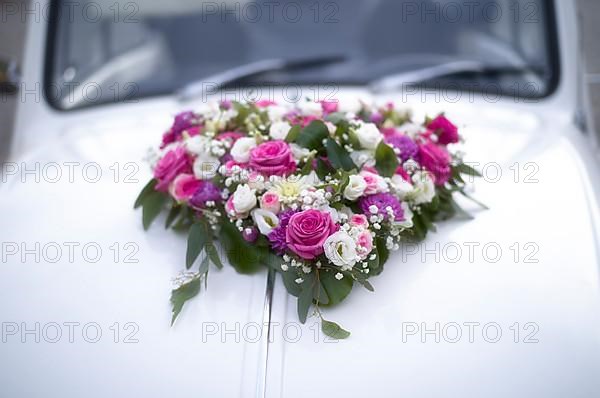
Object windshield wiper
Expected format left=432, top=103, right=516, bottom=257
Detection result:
left=369, top=60, right=540, bottom=93
left=177, top=55, right=347, bottom=101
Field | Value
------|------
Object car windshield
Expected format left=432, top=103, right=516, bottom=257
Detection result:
left=46, top=0, right=558, bottom=110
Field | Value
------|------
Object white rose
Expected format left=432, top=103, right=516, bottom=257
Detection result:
left=297, top=101, right=323, bottom=117
left=290, top=143, right=312, bottom=162
left=319, top=205, right=340, bottom=223
left=251, top=209, right=279, bottom=235
left=196, top=102, right=221, bottom=119
left=267, top=105, right=288, bottom=121
left=193, top=154, right=220, bottom=180
left=337, top=97, right=363, bottom=114
left=355, top=122, right=382, bottom=150
left=230, top=137, right=257, bottom=163
left=397, top=122, right=424, bottom=139
left=343, top=175, right=367, bottom=201
left=410, top=171, right=436, bottom=204
left=232, top=184, right=257, bottom=214
left=390, top=174, right=414, bottom=200
left=323, top=231, right=358, bottom=270
left=350, top=150, right=376, bottom=168
left=269, top=121, right=292, bottom=140
left=185, top=135, right=210, bottom=156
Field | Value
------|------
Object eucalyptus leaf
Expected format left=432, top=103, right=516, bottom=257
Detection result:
left=296, top=120, right=329, bottom=150
left=142, top=191, right=167, bottom=230
left=134, top=179, right=157, bottom=209
left=321, top=319, right=351, bottom=339
left=455, top=162, right=482, bottom=178
left=297, top=273, right=315, bottom=324
left=285, top=125, right=301, bottom=143
left=186, top=222, right=208, bottom=269
left=205, top=241, right=223, bottom=269
left=165, top=204, right=181, bottom=229
left=326, top=138, right=356, bottom=171
left=219, top=220, right=263, bottom=274
left=374, top=142, right=399, bottom=177
left=318, top=270, right=353, bottom=306
left=198, top=255, right=210, bottom=275
left=170, top=277, right=201, bottom=326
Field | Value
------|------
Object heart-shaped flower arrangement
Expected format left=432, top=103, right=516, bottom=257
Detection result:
left=135, top=100, right=483, bottom=338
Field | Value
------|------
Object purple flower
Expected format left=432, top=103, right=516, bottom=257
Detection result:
left=189, top=181, right=222, bottom=209
left=267, top=210, right=296, bottom=254
left=161, top=111, right=196, bottom=147
left=243, top=227, right=259, bottom=243
left=384, top=134, right=418, bottom=162
left=370, top=112, right=384, bottom=124
left=359, top=193, right=405, bottom=222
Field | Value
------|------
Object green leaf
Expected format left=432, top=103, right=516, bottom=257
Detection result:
left=325, top=112, right=346, bottom=124
left=455, top=163, right=482, bottom=178
left=375, top=236, right=390, bottom=265
left=219, top=220, right=263, bottom=274
left=450, top=198, right=475, bottom=220
left=165, top=204, right=181, bottom=229
left=315, top=158, right=333, bottom=181
left=374, top=142, right=399, bottom=177
left=326, top=138, right=357, bottom=171
left=358, top=279, right=375, bottom=292
left=318, top=270, right=353, bottom=306
left=205, top=242, right=223, bottom=269
left=281, top=269, right=302, bottom=297
left=186, top=222, right=208, bottom=269
left=285, top=125, right=301, bottom=143
left=198, top=255, right=210, bottom=276
left=321, top=319, right=351, bottom=339
left=134, top=179, right=157, bottom=209
left=142, top=191, right=167, bottom=230
left=295, top=120, right=329, bottom=150
left=459, top=189, right=489, bottom=210
left=297, top=273, right=315, bottom=324
left=170, top=277, right=201, bottom=326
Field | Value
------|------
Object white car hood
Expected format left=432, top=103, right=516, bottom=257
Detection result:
left=1, top=95, right=600, bottom=397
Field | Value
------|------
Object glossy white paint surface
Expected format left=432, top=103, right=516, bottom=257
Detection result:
left=3, top=1, right=600, bottom=397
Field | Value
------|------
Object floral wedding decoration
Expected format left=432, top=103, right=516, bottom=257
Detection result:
left=135, top=99, right=482, bottom=338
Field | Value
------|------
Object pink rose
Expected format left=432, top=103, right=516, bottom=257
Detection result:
left=255, top=100, right=277, bottom=108
left=350, top=214, right=368, bottom=229
left=153, top=146, right=191, bottom=191
left=360, top=170, right=387, bottom=195
left=320, top=101, right=338, bottom=114
left=286, top=209, right=338, bottom=260
left=427, top=115, right=459, bottom=145
left=418, top=143, right=451, bottom=186
left=260, top=192, right=281, bottom=214
left=356, top=231, right=373, bottom=258
left=169, top=173, right=203, bottom=202
left=249, top=140, right=296, bottom=177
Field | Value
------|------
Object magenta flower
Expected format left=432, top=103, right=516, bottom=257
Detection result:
left=249, top=140, right=296, bottom=177
left=285, top=209, right=338, bottom=260
left=153, top=147, right=191, bottom=192
left=169, top=174, right=203, bottom=202
left=418, top=143, right=451, bottom=185
left=427, top=115, right=459, bottom=145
